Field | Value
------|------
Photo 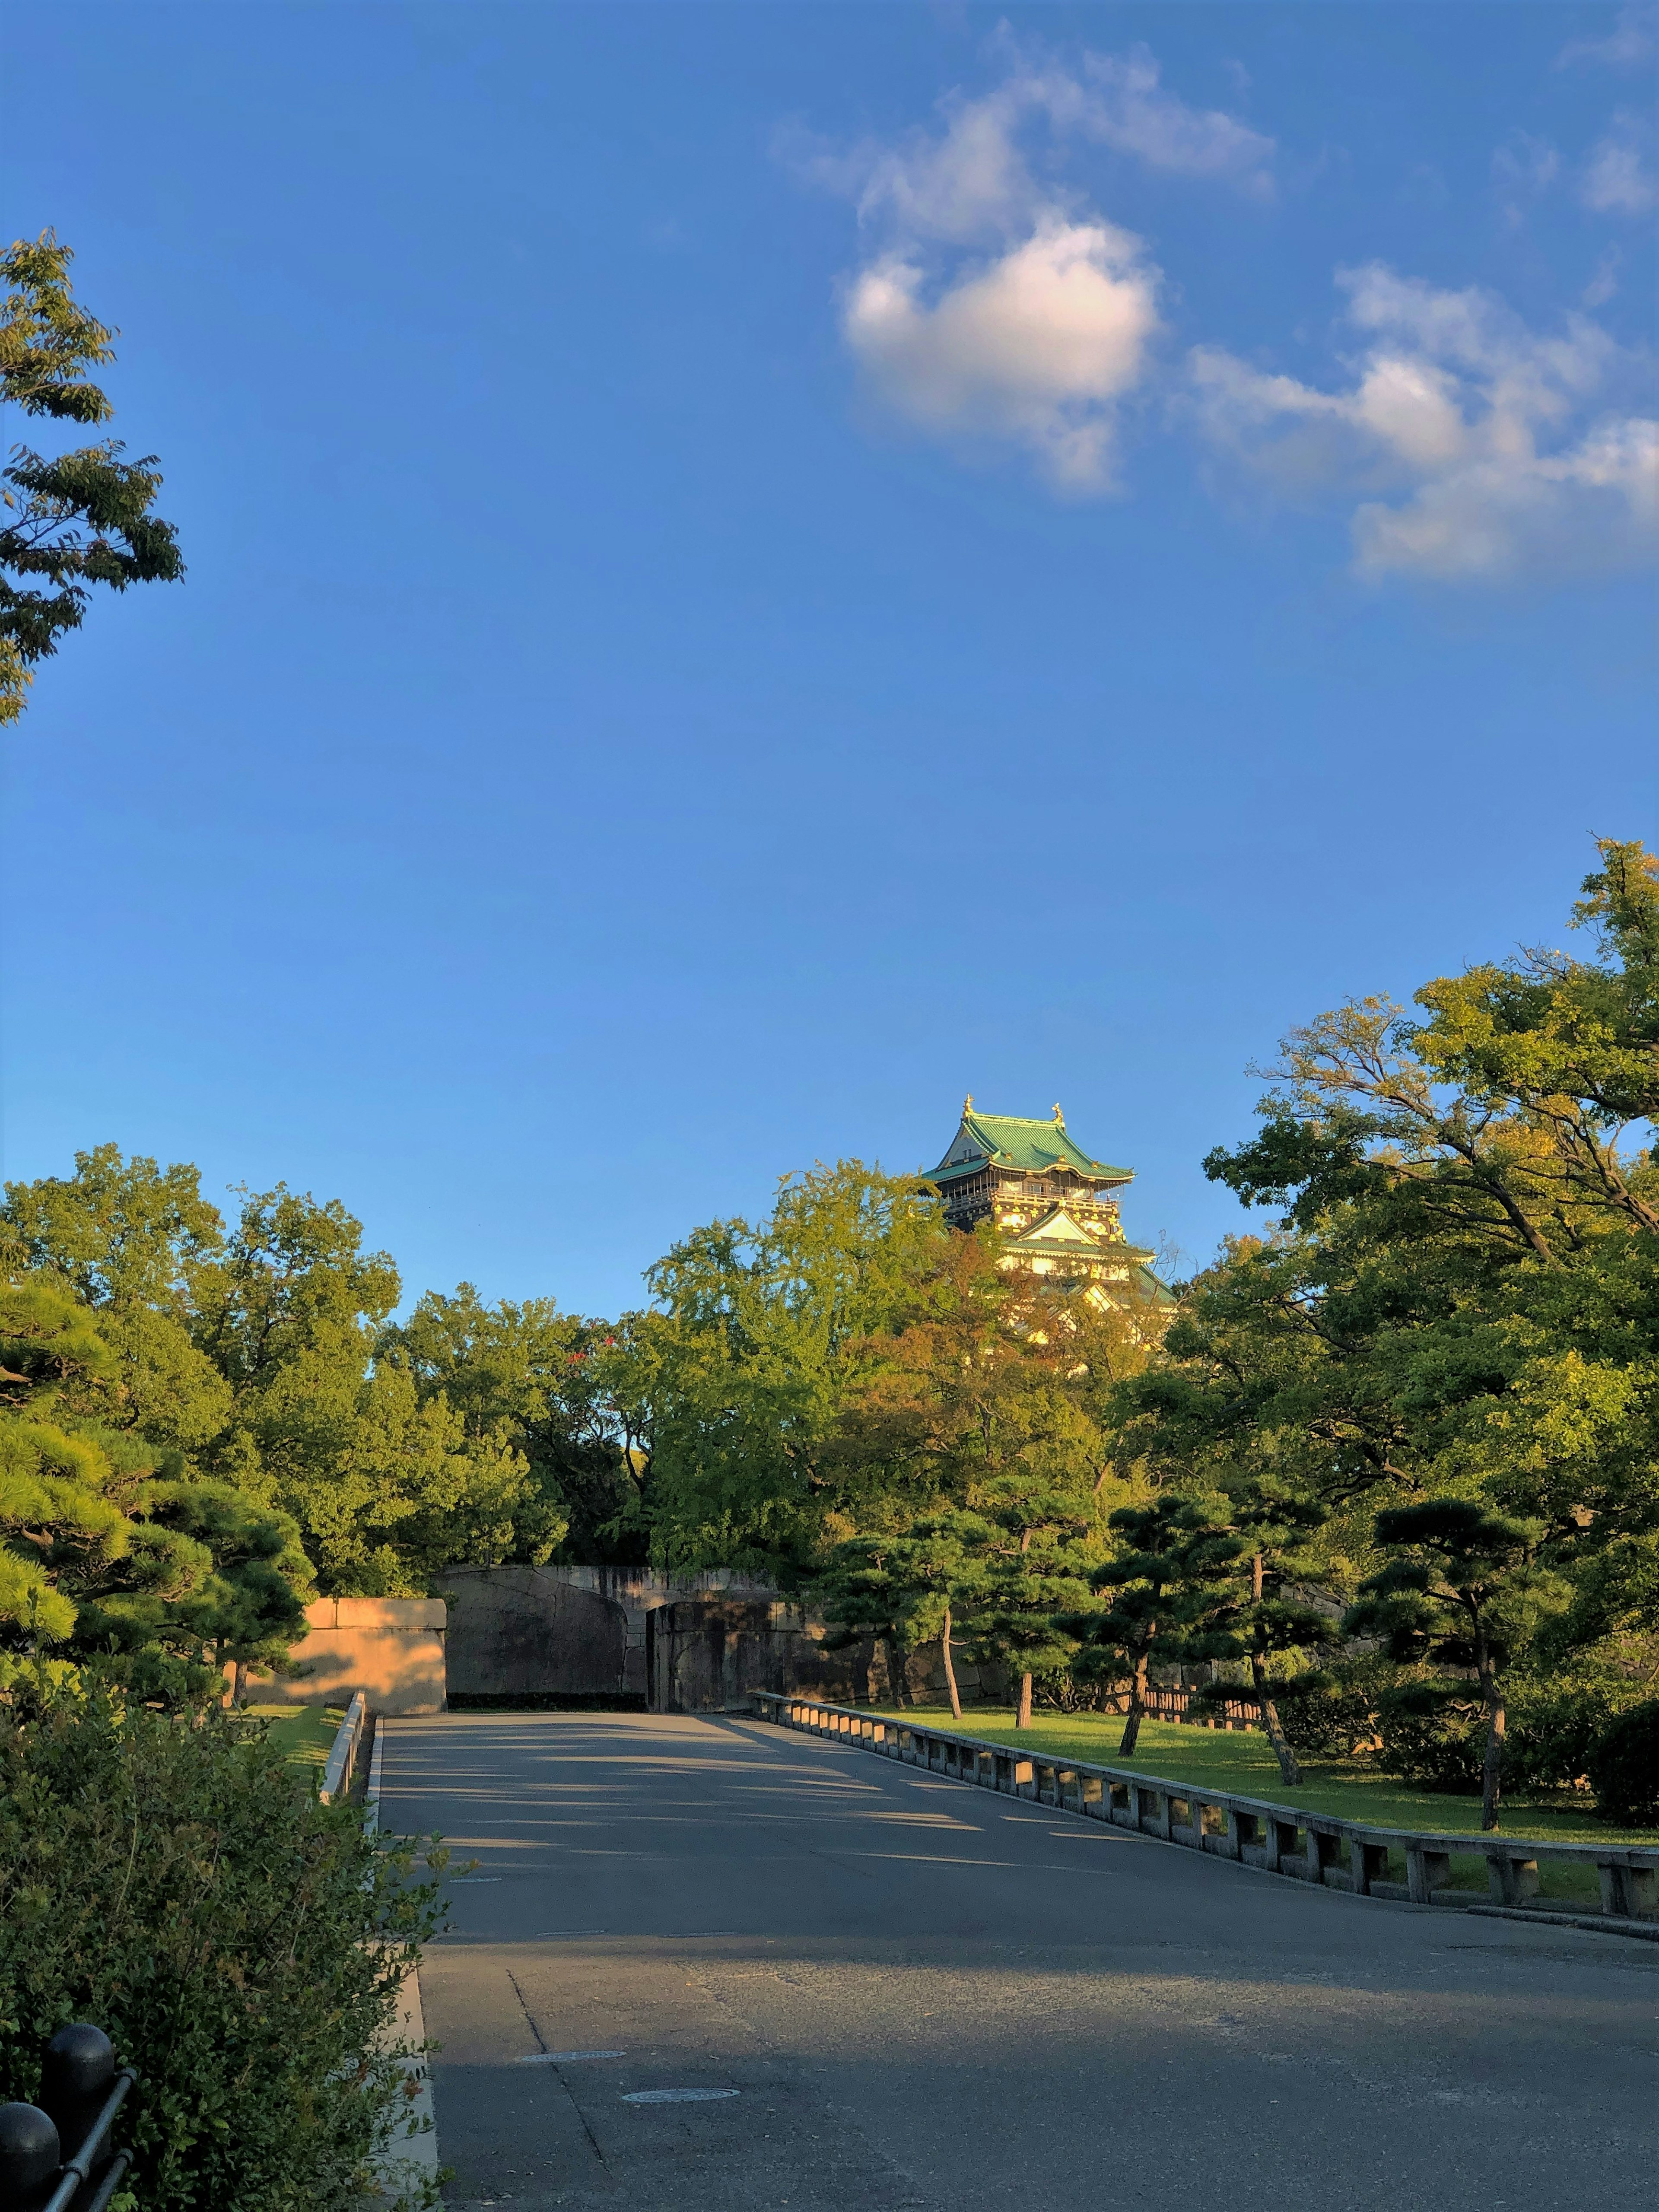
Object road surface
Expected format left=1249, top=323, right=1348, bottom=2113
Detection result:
left=378, top=1709, right=1657, bottom=2212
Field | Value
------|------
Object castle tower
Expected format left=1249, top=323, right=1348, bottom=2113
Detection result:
left=922, top=1098, right=1171, bottom=1318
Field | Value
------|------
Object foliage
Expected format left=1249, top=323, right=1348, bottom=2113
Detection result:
left=1104, top=836, right=1659, bottom=1824
left=0, top=232, right=183, bottom=723
left=1075, top=1496, right=1234, bottom=1755
left=1583, top=1690, right=1659, bottom=1831
left=0, top=1279, right=310, bottom=1701
left=1344, top=1499, right=1556, bottom=1827
left=1586, top=1700, right=1659, bottom=1827
left=381, top=1284, right=663, bottom=1564
left=811, top=1513, right=988, bottom=1713
left=643, top=1162, right=953, bottom=1571
left=0, top=1689, right=445, bottom=2210
left=1, top=1149, right=545, bottom=1600
left=1274, top=1657, right=1393, bottom=1761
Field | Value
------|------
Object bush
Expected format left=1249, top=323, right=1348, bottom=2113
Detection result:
left=1587, top=1700, right=1659, bottom=1827
left=1033, top=1666, right=1122, bottom=1714
left=1274, top=1661, right=1391, bottom=1760
left=0, top=1687, right=445, bottom=2210
left=1371, top=1678, right=1487, bottom=1792
left=1500, top=1673, right=1636, bottom=1795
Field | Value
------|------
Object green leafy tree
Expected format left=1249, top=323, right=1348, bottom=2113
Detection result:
left=0, top=232, right=183, bottom=723
left=644, top=1162, right=951, bottom=1570
left=3, top=1149, right=537, bottom=1596
left=1109, top=838, right=1659, bottom=1806
left=381, top=1284, right=661, bottom=1562
left=0, top=1279, right=128, bottom=1658
left=1343, top=1500, right=1554, bottom=1830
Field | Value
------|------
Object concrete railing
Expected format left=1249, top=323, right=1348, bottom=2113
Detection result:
left=319, top=1691, right=368, bottom=1805
left=749, top=1692, right=1659, bottom=1932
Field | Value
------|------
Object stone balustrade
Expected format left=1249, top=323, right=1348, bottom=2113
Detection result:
left=748, top=1691, right=1659, bottom=1932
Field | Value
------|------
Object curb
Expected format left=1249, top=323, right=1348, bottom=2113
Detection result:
left=364, top=1717, right=441, bottom=2196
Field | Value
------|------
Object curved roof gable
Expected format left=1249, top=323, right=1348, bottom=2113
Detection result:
left=926, top=1107, right=1132, bottom=1187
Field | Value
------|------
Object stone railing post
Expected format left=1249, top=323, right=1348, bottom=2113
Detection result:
left=1487, top=1852, right=1541, bottom=1907
left=1406, top=1844, right=1454, bottom=1904
left=1599, top=1862, right=1657, bottom=1918
left=1349, top=1839, right=1391, bottom=1895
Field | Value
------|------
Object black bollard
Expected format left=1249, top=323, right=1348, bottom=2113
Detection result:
left=0, top=2100, right=62, bottom=2212
left=38, top=2026, right=115, bottom=2167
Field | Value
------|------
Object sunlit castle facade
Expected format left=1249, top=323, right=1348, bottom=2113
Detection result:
left=923, top=1099, right=1173, bottom=1320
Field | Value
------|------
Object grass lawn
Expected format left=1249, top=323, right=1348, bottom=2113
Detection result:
left=244, top=1703, right=346, bottom=1773
left=873, top=1706, right=1659, bottom=1908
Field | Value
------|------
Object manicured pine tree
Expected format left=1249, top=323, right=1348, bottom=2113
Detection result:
left=1344, top=1499, right=1548, bottom=1830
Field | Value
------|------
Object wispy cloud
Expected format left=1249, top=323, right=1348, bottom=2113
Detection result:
left=1556, top=4, right=1656, bottom=67
left=796, top=45, right=1269, bottom=488
left=1065, top=46, right=1276, bottom=197
left=1491, top=130, right=1560, bottom=226
left=1582, top=111, right=1658, bottom=211
left=1188, top=266, right=1659, bottom=581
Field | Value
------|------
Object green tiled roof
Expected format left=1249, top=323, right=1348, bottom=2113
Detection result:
left=925, top=1109, right=1133, bottom=1186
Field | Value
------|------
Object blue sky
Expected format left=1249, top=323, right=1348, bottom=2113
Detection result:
left=4, top=2, right=1655, bottom=1316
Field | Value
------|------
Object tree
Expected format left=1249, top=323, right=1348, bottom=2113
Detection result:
left=0, top=1279, right=128, bottom=1659
left=817, top=1223, right=1148, bottom=1726
left=382, top=1284, right=652, bottom=1564
left=0, top=1277, right=311, bottom=1705
left=963, top=1487, right=1095, bottom=1730
left=1185, top=1539, right=1337, bottom=1789
left=1106, top=839, right=1659, bottom=1805
left=643, top=1162, right=951, bottom=1571
left=814, top=1512, right=988, bottom=1718
left=1077, top=1496, right=1235, bottom=1758
left=1343, top=1499, right=1553, bottom=1830
left=1, top=233, right=183, bottom=724
left=3, top=1148, right=541, bottom=1597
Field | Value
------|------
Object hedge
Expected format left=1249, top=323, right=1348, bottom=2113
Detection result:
left=0, top=1689, right=445, bottom=2210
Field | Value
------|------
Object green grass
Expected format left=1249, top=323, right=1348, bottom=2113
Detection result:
left=874, top=1706, right=1659, bottom=1908
left=244, top=1703, right=346, bottom=1772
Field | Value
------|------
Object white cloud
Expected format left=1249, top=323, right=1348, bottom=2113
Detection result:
left=843, top=222, right=1160, bottom=487
left=801, top=44, right=1267, bottom=487
left=1188, top=266, right=1659, bottom=581
left=1556, top=4, right=1656, bottom=67
left=1582, top=112, right=1658, bottom=211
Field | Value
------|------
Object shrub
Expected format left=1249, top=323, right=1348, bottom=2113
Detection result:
left=1274, top=1660, right=1391, bottom=1760
left=0, top=1687, right=445, bottom=2210
left=1371, top=1678, right=1487, bottom=1792
left=1587, top=1700, right=1659, bottom=1827
left=1033, top=1666, right=1122, bottom=1714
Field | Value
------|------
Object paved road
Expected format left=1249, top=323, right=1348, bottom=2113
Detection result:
left=380, top=1710, right=1657, bottom=2212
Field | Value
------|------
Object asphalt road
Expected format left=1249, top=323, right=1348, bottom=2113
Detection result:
left=379, top=1710, right=1657, bottom=2212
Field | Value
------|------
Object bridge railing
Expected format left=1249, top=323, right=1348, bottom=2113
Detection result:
left=318, top=1688, right=368, bottom=1805
left=747, top=1691, right=1659, bottom=1929
left=0, top=2024, right=136, bottom=2212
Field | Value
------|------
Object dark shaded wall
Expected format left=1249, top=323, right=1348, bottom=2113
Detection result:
left=440, top=1565, right=1007, bottom=1712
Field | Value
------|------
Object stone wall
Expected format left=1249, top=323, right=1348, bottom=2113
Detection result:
left=249, top=1570, right=1009, bottom=1716
left=254, top=1598, right=447, bottom=1716
left=439, top=1564, right=1006, bottom=1713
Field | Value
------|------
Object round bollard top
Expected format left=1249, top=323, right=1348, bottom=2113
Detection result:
left=39, top=2025, right=116, bottom=2155
left=0, top=2099, right=62, bottom=2190
left=43, top=2024, right=114, bottom=2096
